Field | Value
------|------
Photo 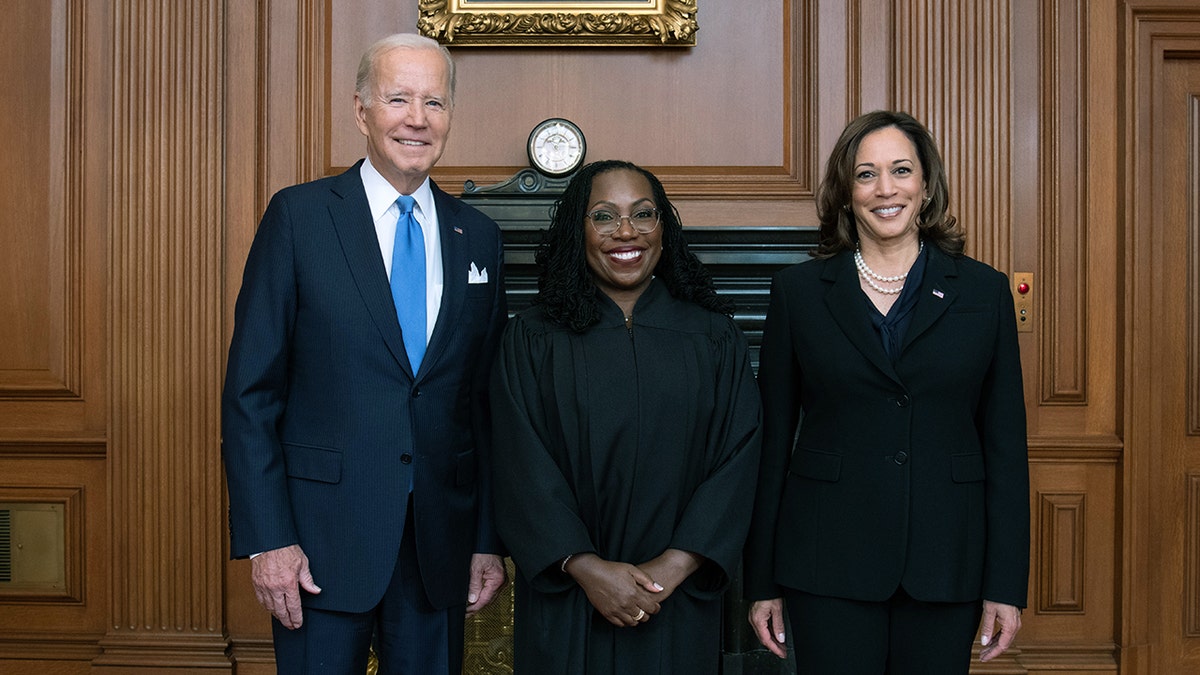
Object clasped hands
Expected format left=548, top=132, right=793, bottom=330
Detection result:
left=563, top=549, right=701, bottom=628
left=250, top=544, right=507, bottom=629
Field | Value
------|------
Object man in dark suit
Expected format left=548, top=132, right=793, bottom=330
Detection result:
left=221, top=33, right=507, bottom=674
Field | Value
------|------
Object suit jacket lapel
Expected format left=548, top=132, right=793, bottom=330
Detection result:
left=327, top=161, right=414, bottom=376
left=900, top=245, right=958, bottom=355
left=420, top=181, right=467, bottom=377
left=822, top=252, right=903, bottom=386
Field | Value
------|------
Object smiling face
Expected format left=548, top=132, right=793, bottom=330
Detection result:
left=850, top=125, right=927, bottom=248
left=583, top=168, right=663, bottom=313
left=354, top=46, right=452, bottom=194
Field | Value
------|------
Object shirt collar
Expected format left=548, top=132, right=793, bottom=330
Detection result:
left=360, top=157, right=434, bottom=221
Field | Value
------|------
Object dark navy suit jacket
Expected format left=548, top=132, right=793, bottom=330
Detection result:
left=222, top=161, right=507, bottom=611
left=744, top=245, right=1030, bottom=609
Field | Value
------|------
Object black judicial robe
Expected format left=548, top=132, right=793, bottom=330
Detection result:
left=491, top=279, right=762, bottom=674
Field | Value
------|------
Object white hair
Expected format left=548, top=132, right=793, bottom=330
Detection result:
left=355, top=33, right=456, bottom=107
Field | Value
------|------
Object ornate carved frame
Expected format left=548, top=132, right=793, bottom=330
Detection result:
left=417, top=0, right=698, bottom=46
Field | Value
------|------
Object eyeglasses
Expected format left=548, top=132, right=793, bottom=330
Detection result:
left=586, top=208, right=661, bottom=236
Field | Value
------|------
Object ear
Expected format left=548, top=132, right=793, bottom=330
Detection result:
left=353, top=95, right=370, bottom=137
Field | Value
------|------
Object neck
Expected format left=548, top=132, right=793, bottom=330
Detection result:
left=857, top=237, right=922, bottom=275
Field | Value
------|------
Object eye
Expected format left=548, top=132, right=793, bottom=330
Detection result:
left=632, top=208, right=657, bottom=222
left=855, top=170, right=876, bottom=181
left=426, top=99, right=446, bottom=111
left=894, top=166, right=912, bottom=176
left=589, top=210, right=616, bottom=222
left=387, top=96, right=407, bottom=105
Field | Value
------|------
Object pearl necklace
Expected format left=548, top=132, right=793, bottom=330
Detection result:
left=854, top=242, right=924, bottom=295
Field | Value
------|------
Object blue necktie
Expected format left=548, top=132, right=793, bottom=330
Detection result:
left=390, top=195, right=426, bottom=371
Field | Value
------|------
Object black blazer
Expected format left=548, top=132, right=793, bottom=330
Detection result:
left=744, top=246, right=1029, bottom=608
left=222, top=161, right=507, bottom=611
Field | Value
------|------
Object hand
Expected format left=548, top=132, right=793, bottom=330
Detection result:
left=251, top=544, right=322, bottom=630
left=637, top=548, right=703, bottom=602
left=748, top=598, right=788, bottom=659
left=564, top=553, right=663, bottom=627
left=979, top=600, right=1022, bottom=662
left=465, top=553, right=508, bottom=617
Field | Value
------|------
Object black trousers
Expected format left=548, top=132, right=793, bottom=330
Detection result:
left=783, top=585, right=982, bottom=674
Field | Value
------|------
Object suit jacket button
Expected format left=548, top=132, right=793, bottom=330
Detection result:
left=411, top=387, right=421, bottom=398
left=894, top=451, right=909, bottom=465
left=401, top=453, right=413, bottom=464
left=894, top=394, right=910, bottom=408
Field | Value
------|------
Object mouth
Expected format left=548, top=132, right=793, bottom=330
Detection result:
left=396, top=139, right=428, bottom=147
left=607, top=248, right=644, bottom=263
left=871, top=205, right=904, bottom=218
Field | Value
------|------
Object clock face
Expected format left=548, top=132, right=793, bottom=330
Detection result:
left=528, top=118, right=586, bottom=177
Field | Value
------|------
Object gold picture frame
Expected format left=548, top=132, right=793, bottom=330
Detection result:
left=417, top=0, right=698, bottom=47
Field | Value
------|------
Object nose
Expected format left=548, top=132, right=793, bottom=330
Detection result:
left=875, top=171, right=896, bottom=195
left=609, top=216, right=639, bottom=239
left=404, top=102, right=428, bottom=127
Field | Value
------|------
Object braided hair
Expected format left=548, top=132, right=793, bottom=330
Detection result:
left=534, top=160, right=733, bottom=332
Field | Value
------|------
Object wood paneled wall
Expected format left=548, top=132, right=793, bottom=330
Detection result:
left=1, top=0, right=1196, bottom=672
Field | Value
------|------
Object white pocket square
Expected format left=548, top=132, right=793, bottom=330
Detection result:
left=468, top=262, right=488, bottom=284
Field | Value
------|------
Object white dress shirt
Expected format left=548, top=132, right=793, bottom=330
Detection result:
left=360, top=157, right=444, bottom=344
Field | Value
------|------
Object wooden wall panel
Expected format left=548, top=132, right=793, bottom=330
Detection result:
left=0, top=455, right=106, bottom=663
left=0, top=0, right=61, bottom=395
left=0, top=0, right=1149, bottom=673
left=1039, top=0, right=1088, bottom=405
left=0, top=0, right=106, bottom=440
left=93, top=0, right=229, bottom=671
left=1037, top=492, right=1086, bottom=614
left=893, top=0, right=1012, bottom=269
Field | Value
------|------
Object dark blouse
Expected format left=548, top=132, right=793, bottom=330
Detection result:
left=862, top=243, right=929, bottom=361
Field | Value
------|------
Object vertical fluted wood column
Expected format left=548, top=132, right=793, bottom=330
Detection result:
left=94, top=0, right=230, bottom=670
left=894, top=0, right=1013, bottom=269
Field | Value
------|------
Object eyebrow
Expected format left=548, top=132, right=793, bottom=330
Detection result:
left=589, top=197, right=655, bottom=209
left=854, top=158, right=915, bottom=170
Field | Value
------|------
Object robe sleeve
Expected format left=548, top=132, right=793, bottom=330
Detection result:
left=669, top=315, right=763, bottom=600
left=490, top=315, right=596, bottom=593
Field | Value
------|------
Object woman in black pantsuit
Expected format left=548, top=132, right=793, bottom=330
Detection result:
left=744, top=111, right=1029, bottom=673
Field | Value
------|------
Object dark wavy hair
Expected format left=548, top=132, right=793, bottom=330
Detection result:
left=814, top=110, right=965, bottom=258
left=534, top=160, right=733, bottom=332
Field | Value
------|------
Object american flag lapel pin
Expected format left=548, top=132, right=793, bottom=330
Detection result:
left=932, top=289, right=945, bottom=299
left=453, top=226, right=463, bottom=234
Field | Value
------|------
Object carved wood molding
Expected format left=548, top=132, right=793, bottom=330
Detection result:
left=1122, top=1, right=1200, bottom=664
left=893, top=0, right=1013, bottom=270
left=103, top=0, right=230, bottom=667
left=1039, top=0, right=1089, bottom=404
left=0, top=0, right=84, bottom=400
left=1191, top=96, right=1200, bottom=437
left=1189, top=474, right=1200, bottom=636
left=1037, top=492, right=1086, bottom=613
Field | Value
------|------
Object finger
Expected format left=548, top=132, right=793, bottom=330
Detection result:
left=750, top=611, right=787, bottom=659
left=473, top=576, right=505, bottom=608
left=282, top=588, right=304, bottom=630
left=297, top=566, right=322, bottom=595
left=628, top=565, right=664, bottom=593
left=981, top=616, right=1020, bottom=661
left=467, top=572, right=484, bottom=606
left=979, top=605, right=999, bottom=646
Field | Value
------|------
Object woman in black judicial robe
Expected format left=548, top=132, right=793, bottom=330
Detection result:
left=490, top=160, right=762, bottom=674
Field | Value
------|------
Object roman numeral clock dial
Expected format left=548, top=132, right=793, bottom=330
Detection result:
left=527, top=118, right=586, bottom=177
